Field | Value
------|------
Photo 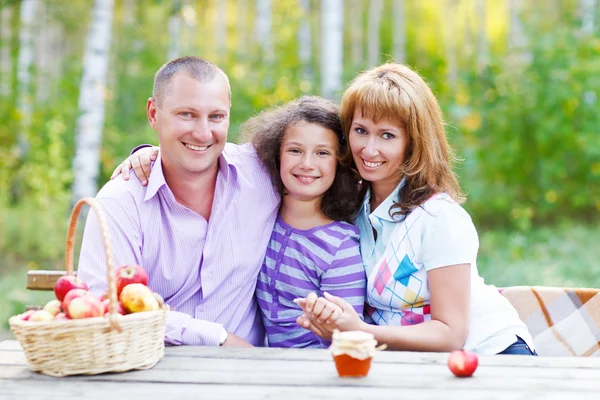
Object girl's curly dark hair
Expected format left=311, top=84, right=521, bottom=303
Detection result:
left=240, top=96, right=361, bottom=223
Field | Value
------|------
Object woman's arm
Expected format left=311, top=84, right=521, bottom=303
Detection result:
left=110, top=145, right=160, bottom=185
left=299, top=262, right=470, bottom=352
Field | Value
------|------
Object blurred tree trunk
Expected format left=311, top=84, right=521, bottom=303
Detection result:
left=321, top=0, right=343, bottom=100
left=367, top=0, right=382, bottom=67
left=581, top=0, right=597, bottom=34
left=34, top=1, right=61, bottom=103
left=72, top=0, right=114, bottom=203
left=214, top=0, right=226, bottom=61
left=255, top=0, right=272, bottom=60
left=16, top=0, right=38, bottom=158
left=349, top=0, right=363, bottom=68
left=392, top=0, right=406, bottom=63
left=476, top=0, right=488, bottom=72
left=443, top=0, right=457, bottom=90
left=297, top=0, right=312, bottom=80
left=236, top=0, right=248, bottom=58
left=0, top=5, right=12, bottom=98
left=167, top=0, right=181, bottom=60
left=508, top=0, right=530, bottom=65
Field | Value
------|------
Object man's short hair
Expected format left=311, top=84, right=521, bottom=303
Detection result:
left=152, top=56, right=231, bottom=106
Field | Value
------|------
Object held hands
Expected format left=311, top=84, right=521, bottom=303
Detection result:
left=294, top=292, right=363, bottom=341
left=110, top=146, right=160, bottom=186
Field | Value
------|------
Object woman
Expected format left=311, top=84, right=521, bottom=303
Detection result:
left=295, top=63, right=535, bottom=355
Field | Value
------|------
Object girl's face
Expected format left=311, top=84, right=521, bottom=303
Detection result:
left=279, top=121, right=339, bottom=202
left=349, top=109, right=409, bottom=187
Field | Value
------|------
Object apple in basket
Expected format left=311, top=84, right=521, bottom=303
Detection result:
left=67, top=293, right=104, bottom=319
left=43, top=299, right=62, bottom=317
left=29, top=310, right=54, bottom=322
left=62, top=288, right=88, bottom=313
left=54, top=275, right=88, bottom=302
left=120, top=283, right=160, bottom=313
left=102, top=298, right=126, bottom=315
left=18, top=310, right=36, bottom=321
left=115, top=264, right=148, bottom=295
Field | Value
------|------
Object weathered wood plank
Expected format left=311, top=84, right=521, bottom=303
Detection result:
left=26, top=270, right=71, bottom=291
left=2, top=379, right=593, bottom=400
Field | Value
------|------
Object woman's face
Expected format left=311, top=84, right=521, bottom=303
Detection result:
left=349, top=109, right=408, bottom=188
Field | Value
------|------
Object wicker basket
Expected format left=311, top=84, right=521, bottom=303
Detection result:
left=9, top=197, right=168, bottom=377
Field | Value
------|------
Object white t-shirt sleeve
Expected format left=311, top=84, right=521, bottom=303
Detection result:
left=416, top=196, right=479, bottom=271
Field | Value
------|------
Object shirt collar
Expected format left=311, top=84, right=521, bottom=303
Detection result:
left=143, top=150, right=239, bottom=202
left=360, top=176, right=407, bottom=222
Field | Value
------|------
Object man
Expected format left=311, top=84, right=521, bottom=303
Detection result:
left=78, top=57, right=279, bottom=347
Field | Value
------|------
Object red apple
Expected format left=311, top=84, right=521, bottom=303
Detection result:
left=120, top=283, right=159, bottom=313
left=62, top=288, right=88, bottom=312
left=43, top=299, right=62, bottom=317
left=102, top=298, right=125, bottom=315
left=54, top=312, right=69, bottom=320
left=19, top=310, right=36, bottom=321
left=448, top=349, right=479, bottom=377
left=29, top=310, right=54, bottom=322
left=54, top=275, right=88, bottom=302
left=67, top=294, right=104, bottom=319
left=115, top=264, right=148, bottom=295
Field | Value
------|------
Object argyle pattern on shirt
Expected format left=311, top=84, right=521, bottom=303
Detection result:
left=501, top=286, right=600, bottom=357
left=365, top=205, right=432, bottom=327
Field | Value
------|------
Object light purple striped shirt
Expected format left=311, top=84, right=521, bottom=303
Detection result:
left=78, top=143, right=279, bottom=346
left=256, top=216, right=366, bottom=348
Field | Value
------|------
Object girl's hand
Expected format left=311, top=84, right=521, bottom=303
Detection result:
left=295, top=292, right=364, bottom=339
left=110, top=146, right=159, bottom=186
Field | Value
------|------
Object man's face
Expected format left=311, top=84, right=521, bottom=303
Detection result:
left=147, top=72, right=230, bottom=179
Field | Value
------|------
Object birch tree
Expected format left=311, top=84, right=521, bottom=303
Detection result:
left=581, top=0, right=597, bottom=34
left=392, top=0, right=406, bottom=63
left=167, top=0, right=181, bottom=60
left=0, top=5, right=12, bottom=98
left=367, top=0, right=382, bottom=67
left=16, top=0, right=38, bottom=157
left=214, top=0, right=226, bottom=61
left=476, top=0, right=488, bottom=72
left=255, top=0, right=272, bottom=60
left=321, top=0, right=343, bottom=100
left=297, top=0, right=312, bottom=80
left=236, top=0, right=249, bottom=58
left=72, top=0, right=114, bottom=203
left=349, top=0, right=363, bottom=68
left=34, top=1, right=61, bottom=103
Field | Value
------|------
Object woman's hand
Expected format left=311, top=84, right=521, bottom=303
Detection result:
left=295, top=292, right=364, bottom=340
left=110, top=146, right=160, bottom=186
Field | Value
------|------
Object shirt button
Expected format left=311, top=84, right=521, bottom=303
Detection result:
left=206, top=273, right=211, bottom=279
left=200, top=305, right=206, bottom=312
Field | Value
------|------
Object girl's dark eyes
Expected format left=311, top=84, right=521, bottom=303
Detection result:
left=317, top=151, right=330, bottom=156
left=355, top=127, right=367, bottom=135
left=288, top=148, right=301, bottom=154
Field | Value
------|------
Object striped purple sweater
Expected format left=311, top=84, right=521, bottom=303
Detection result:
left=256, top=215, right=366, bottom=348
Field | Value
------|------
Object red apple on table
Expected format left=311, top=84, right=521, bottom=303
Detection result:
left=53, top=275, right=88, bottom=302
left=120, top=283, right=159, bottom=313
left=67, top=294, right=104, bottom=319
left=115, top=264, right=148, bottom=295
left=62, top=288, right=88, bottom=312
left=29, top=310, right=54, bottom=322
left=43, top=299, right=62, bottom=317
left=448, top=349, right=479, bottom=377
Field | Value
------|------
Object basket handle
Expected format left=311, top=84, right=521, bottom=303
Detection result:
left=65, top=197, right=121, bottom=332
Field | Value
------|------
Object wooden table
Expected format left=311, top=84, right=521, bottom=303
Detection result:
left=1, top=340, right=599, bottom=400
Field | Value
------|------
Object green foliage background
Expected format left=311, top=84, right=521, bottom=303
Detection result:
left=0, top=0, right=598, bottom=326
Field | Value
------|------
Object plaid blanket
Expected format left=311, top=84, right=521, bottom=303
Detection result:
left=501, top=286, right=600, bottom=357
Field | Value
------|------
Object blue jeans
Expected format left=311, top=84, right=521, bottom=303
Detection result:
left=497, top=336, right=538, bottom=355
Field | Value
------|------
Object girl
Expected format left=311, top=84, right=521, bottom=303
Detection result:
left=296, top=64, right=536, bottom=356
left=112, top=96, right=367, bottom=348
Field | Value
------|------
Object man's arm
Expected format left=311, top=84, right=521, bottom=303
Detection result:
left=77, top=193, right=251, bottom=347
